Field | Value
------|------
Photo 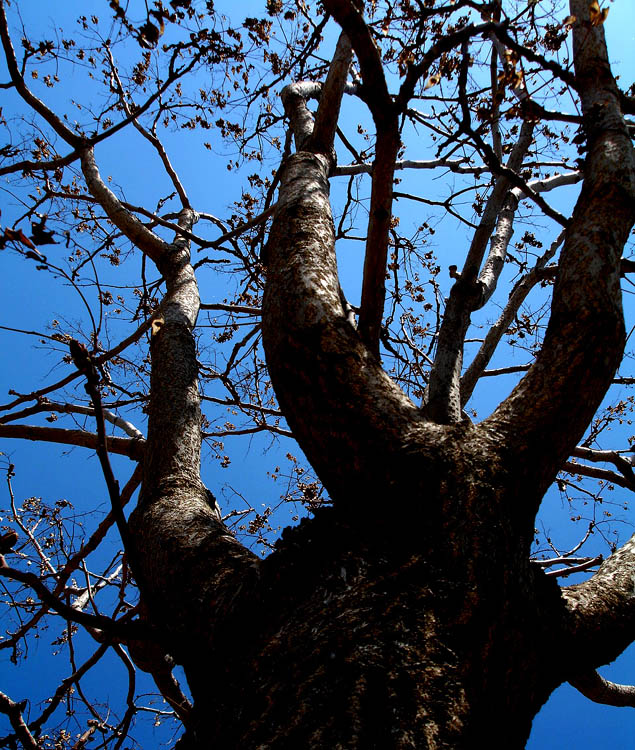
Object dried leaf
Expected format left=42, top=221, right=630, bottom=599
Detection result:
left=424, top=75, right=440, bottom=90
left=4, top=227, right=35, bottom=250
left=589, top=0, right=609, bottom=26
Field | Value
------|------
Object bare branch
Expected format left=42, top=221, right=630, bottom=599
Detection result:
left=80, top=147, right=168, bottom=264
left=426, top=115, right=535, bottom=423
left=333, top=156, right=474, bottom=176
left=0, top=691, right=38, bottom=750
left=485, top=0, right=633, bottom=505
left=322, top=0, right=394, bottom=128
left=0, top=424, right=144, bottom=460
left=310, top=32, right=353, bottom=158
left=0, top=401, right=144, bottom=439
left=73, top=341, right=132, bottom=554
left=544, top=556, right=602, bottom=578
left=0, top=563, right=146, bottom=640
left=562, top=461, right=635, bottom=492
left=570, top=671, right=635, bottom=707
left=461, top=231, right=564, bottom=405
left=0, top=2, right=82, bottom=148
left=104, top=45, right=190, bottom=208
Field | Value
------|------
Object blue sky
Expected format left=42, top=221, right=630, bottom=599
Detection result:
left=1, top=0, right=635, bottom=747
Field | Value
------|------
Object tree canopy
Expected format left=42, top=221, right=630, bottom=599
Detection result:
left=0, top=0, right=634, bottom=748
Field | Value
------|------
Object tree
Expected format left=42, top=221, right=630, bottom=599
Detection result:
left=0, top=0, right=634, bottom=747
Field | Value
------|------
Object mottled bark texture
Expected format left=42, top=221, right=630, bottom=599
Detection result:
left=126, top=2, right=635, bottom=749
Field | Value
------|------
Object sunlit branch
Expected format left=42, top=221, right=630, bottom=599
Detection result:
left=322, top=0, right=394, bottom=128
left=570, top=671, right=635, bottom=707
left=476, top=194, right=517, bottom=302
left=533, top=555, right=601, bottom=569
left=72, top=563, right=123, bottom=615
left=543, top=557, right=602, bottom=578
left=6, top=468, right=56, bottom=575
left=562, top=461, right=635, bottom=492
left=310, top=32, right=353, bottom=158
left=0, top=424, right=144, bottom=460
left=481, top=365, right=531, bottom=377
left=0, top=401, right=144, bottom=440
left=484, top=0, right=633, bottom=512
left=460, top=233, right=564, bottom=407
left=200, top=303, right=261, bottom=316
left=517, top=170, right=582, bottom=197
left=80, top=148, right=168, bottom=264
left=490, top=45, right=502, bottom=160
left=573, top=446, right=635, bottom=476
left=281, top=81, right=321, bottom=150
left=425, top=117, right=535, bottom=423
left=333, top=156, right=475, bottom=176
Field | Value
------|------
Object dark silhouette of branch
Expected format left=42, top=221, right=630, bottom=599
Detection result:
left=0, top=563, right=146, bottom=639
left=0, top=691, right=38, bottom=750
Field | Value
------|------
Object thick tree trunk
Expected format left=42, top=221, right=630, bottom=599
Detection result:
left=179, top=500, right=565, bottom=750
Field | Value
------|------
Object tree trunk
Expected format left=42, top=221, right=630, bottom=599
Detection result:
left=179, top=497, right=566, bottom=749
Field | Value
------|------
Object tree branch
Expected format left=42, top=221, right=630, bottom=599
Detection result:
left=357, top=126, right=400, bottom=356
left=309, top=32, right=353, bottom=159
left=0, top=563, right=146, bottom=640
left=80, top=147, right=168, bottom=265
left=461, top=231, right=564, bottom=405
left=563, top=532, right=635, bottom=667
left=0, top=401, right=144, bottom=439
left=0, top=1, right=82, bottom=148
left=484, top=0, right=634, bottom=508
left=570, top=671, right=635, bottom=707
left=322, top=0, right=394, bottom=128
left=425, top=115, right=535, bottom=423
left=0, top=424, right=144, bottom=459
left=0, top=691, right=38, bottom=750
